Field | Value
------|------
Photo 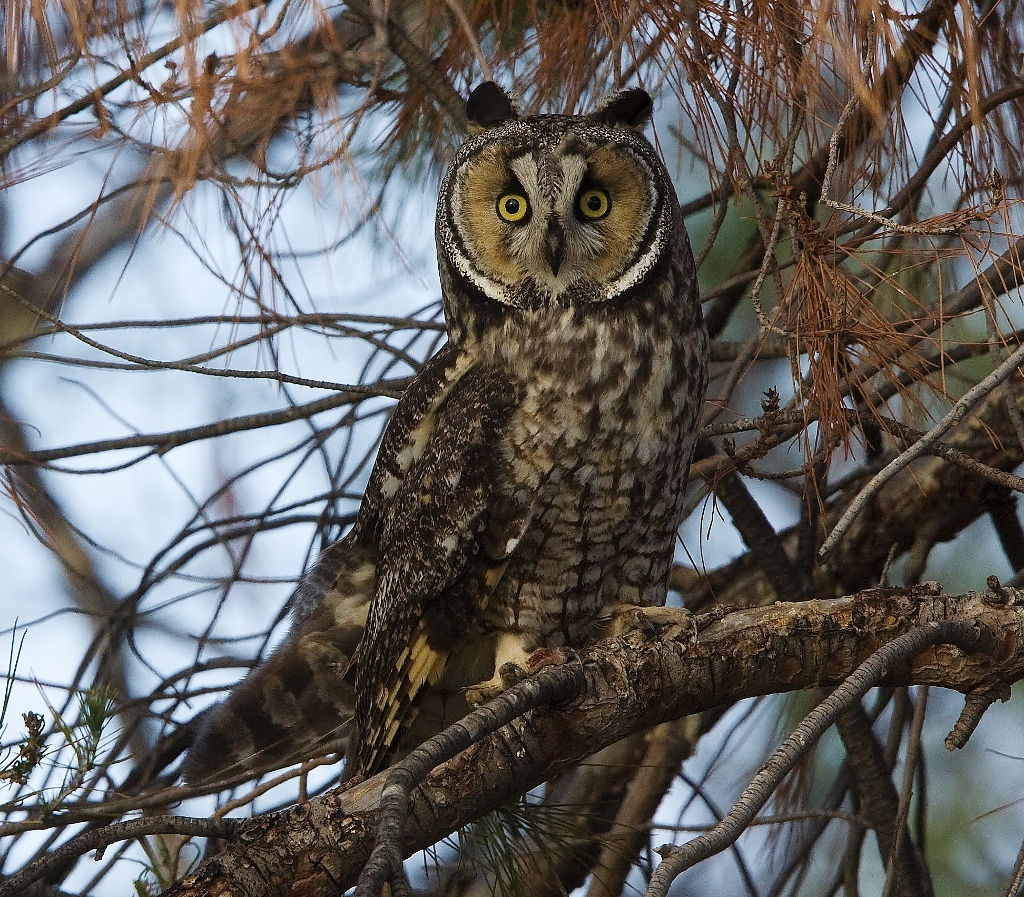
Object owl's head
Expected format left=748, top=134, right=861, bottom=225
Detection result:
left=437, top=82, right=687, bottom=333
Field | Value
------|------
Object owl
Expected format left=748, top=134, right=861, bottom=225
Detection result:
left=183, top=82, right=708, bottom=785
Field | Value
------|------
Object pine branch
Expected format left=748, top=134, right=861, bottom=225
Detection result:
left=129, top=584, right=1024, bottom=897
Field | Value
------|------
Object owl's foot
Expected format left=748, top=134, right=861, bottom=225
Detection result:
left=464, top=664, right=522, bottom=705
left=609, top=604, right=697, bottom=643
left=464, top=646, right=576, bottom=705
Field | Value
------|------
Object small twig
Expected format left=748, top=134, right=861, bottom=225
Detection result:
left=354, top=663, right=586, bottom=897
left=698, top=410, right=809, bottom=439
left=820, top=339, right=1024, bottom=559
left=1001, top=833, right=1024, bottom=897
left=644, top=621, right=988, bottom=897
left=700, top=331, right=767, bottom=429
left=347, top=0, right=469, bottom=133
left=712, top=470, right=799, bottom=600
left=701, top=403, right=1024, bottom=503
left=850, top=82, right=1024, bottom=246
left=882, top=417, right=1024, bottom=496
left=0, top=816, right=243, bottom=897
left=210, top=750, right=346, bottom=818
left=819, top=38, right=871, bottom=211
left=880, top=686, right=931, bottom=897
left=0, top=0, right=259, bottom=161
left=0, top=379, right=408, bottom=467
left=984, top=309, right=1024, bottom=455
left=879, top=543, right=900, bottom=588
left=688, top=4, right=793, bottom=335
left=441, top=0, right=491, bottom=81
left=821, top=34, right=970, bottom=238
left=655, top=808, right=870, bottom=833
left=694, top=192, right=732, bottom=272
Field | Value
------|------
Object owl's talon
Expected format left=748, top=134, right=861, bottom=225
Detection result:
left=636, top=608, right=660, bottom=636
left=610, top=604, right=696, bottom=643
left=463, top=680, right=503, bottom=706
left=465, top=644, right=579, bottom=705
left=526, top=645, right=575, bottom=670
left=498, top=661, right=528, bottom=688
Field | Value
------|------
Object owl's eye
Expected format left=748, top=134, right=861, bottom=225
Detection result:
left=578, top=187, right=610, bottom=220
left=497, top=193, right=530, bottom=223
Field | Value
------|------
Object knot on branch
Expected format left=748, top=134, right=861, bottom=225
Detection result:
left=945, top=680, right=1012, bottom=751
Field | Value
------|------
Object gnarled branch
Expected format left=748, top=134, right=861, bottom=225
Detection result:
left=144, top=584, right=1024, bottom=897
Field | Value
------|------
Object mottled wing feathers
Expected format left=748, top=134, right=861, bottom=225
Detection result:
left=347, top=364, right=525, bottom=777
left=183, top=346, right=478, bottom=784
left=355, top=343, right=476, bottom=543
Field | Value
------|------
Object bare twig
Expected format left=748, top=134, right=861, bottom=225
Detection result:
left=1001, top=834, right=1024, bottom=897
left=644, top=621, right=987, bottom=897
left=0, top=817, right=243, bottom=897
left=880, top=686, right=931, bottom=897
left=821, top=339, right=1024, bottom=558
left=0, top=0, right=259, bottom=161
left=0, top=379, right=407, bottom=467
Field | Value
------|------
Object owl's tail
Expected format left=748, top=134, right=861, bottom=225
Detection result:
left=181, top=543, right=372, bottom=786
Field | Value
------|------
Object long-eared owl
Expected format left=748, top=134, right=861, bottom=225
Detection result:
left=183, top=82, right=708, bottom=785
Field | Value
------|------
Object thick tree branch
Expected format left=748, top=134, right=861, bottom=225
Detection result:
left=138, top=584, right=1024, bottom=897
left=584, top=720, right=700, bottom=897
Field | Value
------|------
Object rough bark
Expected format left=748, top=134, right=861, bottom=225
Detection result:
left=835, top=703, right=932, bottom=897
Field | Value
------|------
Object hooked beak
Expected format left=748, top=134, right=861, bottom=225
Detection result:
left=544, top=219, right=565, bottom=277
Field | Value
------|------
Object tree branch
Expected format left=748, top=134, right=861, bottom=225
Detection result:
left=137, top=584, right=1024, bottom=897
left=835, top=702, right=932, bottom=897
left=0, top=379, right=408, bottom=467
left=645, top=620, right=980, bottom=897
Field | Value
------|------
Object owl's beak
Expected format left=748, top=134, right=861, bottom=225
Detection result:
left=544, top=219, right=565, bottom=277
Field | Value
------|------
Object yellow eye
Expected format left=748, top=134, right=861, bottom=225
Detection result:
left=578, top=187, right=610, bottom=220
left=497, top=193, right=530, bottom=223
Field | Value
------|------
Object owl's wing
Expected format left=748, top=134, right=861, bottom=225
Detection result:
left=182, top=346, right=487, bottom=785
left=347, top=363, right=528, bottom=777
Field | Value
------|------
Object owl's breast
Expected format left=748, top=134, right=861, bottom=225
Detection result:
left=477, top=303, right=706, bottom=647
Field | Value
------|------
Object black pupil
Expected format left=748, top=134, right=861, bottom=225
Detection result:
left=505, top=197, right=521, bottom=215
left=586, top=194, right=603, bottom=212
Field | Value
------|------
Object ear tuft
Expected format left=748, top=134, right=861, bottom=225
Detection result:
left=589, top=88, right=653, bottom=129
left=466, top=82, right=518, bottom=131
